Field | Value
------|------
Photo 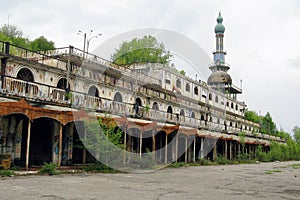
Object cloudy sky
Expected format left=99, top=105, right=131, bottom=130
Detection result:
left=1, top=0, right=300, bottom=134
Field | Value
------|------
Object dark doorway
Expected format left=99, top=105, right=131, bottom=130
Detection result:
left=30, top=118, right=55, bottom=166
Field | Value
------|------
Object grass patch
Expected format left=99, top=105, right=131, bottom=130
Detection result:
left=0, top=170, right=14, bottom=177
left=288, top=164, right=300, bottom=169
left=266, top=169, right=282, bottom=174
left=81, top=162, right=119, bottom=173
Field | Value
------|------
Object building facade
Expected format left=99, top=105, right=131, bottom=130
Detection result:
left=0, top=13, right=284, bottom=170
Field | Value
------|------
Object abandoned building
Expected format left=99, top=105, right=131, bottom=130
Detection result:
left=0, top=13, right=285, bottom=170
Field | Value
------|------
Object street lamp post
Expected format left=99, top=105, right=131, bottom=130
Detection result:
left=87, top=33, right=102, bottom=54
left=78, top=30, right=102, bottom=56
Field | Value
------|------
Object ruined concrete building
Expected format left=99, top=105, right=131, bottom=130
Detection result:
left=0, top=13, right=284, bottom=170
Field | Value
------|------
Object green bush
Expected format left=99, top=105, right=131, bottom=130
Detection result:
left=38, top=162, right=57, bottom=175
left=215, top=156, right=231, bottom=165
left=0, top=170, right=14, bottom=177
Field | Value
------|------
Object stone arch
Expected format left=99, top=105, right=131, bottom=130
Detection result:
left=180, top=109, right=185, bottom=116
left=190, top=112, right=195, bottom=118
left=17, top=67, right=35, bottom=82
left=113, top=92, right=123, bottom=102
left=201, top=114, right=205, bottom=121
left=88, top=85, right=99, bottom=97
left=185, top=83, right=190, bottom=92
left=57, top=77, right=70, bottom=90
left=194, top=86, right=199, bottom=95
left=209, top=93, right=212, bottom=101
left=152, top=102, right=159, bottom=110
left=167, top=106, right=173, bottom=114
left=134, top=97, right=142, bottom=115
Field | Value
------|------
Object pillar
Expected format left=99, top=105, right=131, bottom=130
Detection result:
left=193, top=136, right=196, bottom=162
left=165, top=134, right=168, bottom=164
left=213, top=140, right=217, bottom=161
left=83, top=128, right=86, bottom=165
left=57, top=123, right=63, bottom=167
left=224, top=140, right=227, bottom=159
left=124, top=127, right=127, bottom=164
left=185, top=136, right=188, bottom=163
left=25, top=120, right=31, bottom=171
left=152, top=131, right=156, bottom=162
left=229, top=140, right=233, bottom=160
left=200, top=138, right=204, bottom=159
left=175, top=134, right=178, bottom=163
left=139, top=131, right=142, bottom=158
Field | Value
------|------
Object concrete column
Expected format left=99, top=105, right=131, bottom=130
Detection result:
left=57, top=123, right=63, bottom=168
left=83, top=128, right=86, bottom=165
left=185, top=136, right=188, bottom=163
left=152, top=131, right=156, bottom=162
left=193, top=136, right=196, bottom=163
left=139, top=131, right=142, bottom=158
left=229, top=140, right=233, bottom=160
left=175, top=134, right=178, bottom=163
left=25, top=120, right=31, bottom=171
left=165, top=134, right=168, bottom=164
left=224, top=140, right=228, bottom=159
left=200, top=138, right=204, bottom=159
left=213, top=140, right=217, bottom=161
left=123, top=127, right=127, bottom=164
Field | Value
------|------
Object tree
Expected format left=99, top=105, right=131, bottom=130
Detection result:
left=244, top=110, right=260, bottom=124
left=111, top=35, right=173, bottom=67
left=260, top=112, right=276, bottom=135
left=0, top=24, right=22, bottom=38
left=30, top=36, right=55, bottom=51
left=0, top=24, right=55, bottom=51
left=293, top=126, right=300, bottom=145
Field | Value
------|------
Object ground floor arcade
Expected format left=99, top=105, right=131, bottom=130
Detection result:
left=0, top=99, right=271, bottom=170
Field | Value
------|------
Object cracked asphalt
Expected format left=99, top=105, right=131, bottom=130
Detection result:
left=1, top=161, right=300, bottom=200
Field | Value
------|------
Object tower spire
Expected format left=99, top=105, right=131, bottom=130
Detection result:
left=207, top=12, right=242, bottom=95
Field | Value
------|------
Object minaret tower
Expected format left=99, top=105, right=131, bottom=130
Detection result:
left=208, top=12, right=241, bottom=95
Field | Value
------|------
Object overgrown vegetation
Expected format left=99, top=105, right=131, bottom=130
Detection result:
left=38, top=162, right=57, bottom=175
left=111, top=35, right=185, bottom=75
left=0, top=24, right=55, bottom=51
left=0, top=170, right=14, bottom=177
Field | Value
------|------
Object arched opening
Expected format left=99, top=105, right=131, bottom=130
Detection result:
left=231, top=102, right=234, bottom=109
left=113, top=92, right=122, bottom=102
left=71, top=121, right=94, bottom=165
left=180, top=109, right=185, bottom=116
left=167, top=106, right=173, bottom=114
left=201, top=114, right=205, bottom=121
left=30, top=118, right=58, bottom=166
left=215, top=96, right=219, bottom=103
left=17, top=68, right=34, bottom=94
left=57, top=78, right=70, bottom=90
left=185, top=83, right=190, bottom=92
left=209, top=93, right=212, bottom=101
left=176, top=79, right=181, bottom=88
left=126, top=128, right=141, bottom=155
left=194, top=87, right=199, bottom=95
left=190, top=112, right=195, bottom=118
left=236, top=104, right=239, bottom=111
left=224, top=121, right=227, bottom=131
left=134, top=98, right=142, bottom=115
left=1, top=114, right=29, bottom=166
left=88, top=86, right=99, bottom=97
left=152, top=102, right=159, bottom=110
left=17, top=68, right=34, bottom=82
left=155, top=131, right=166, bottom=164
